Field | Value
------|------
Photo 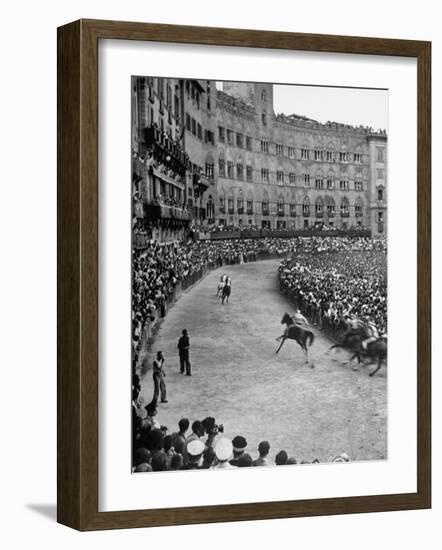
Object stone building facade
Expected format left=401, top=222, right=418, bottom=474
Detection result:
left=132, top=77, right=387, bottom=241
left=216, top=81, right=387, bottom=235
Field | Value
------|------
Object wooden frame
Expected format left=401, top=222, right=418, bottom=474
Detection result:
left=57, top=19, right=431, bottom=531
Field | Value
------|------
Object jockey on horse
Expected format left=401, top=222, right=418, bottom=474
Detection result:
left=361, top=317, right=380, bottom=350
left=216, top=274, right=227, bottom=298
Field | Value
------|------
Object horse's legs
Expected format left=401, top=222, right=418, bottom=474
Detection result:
left=369, top=356, right=382, bottom=377
left=326, top=343, right=341, bottom=355
left=275, top=336, right=286, bottom=354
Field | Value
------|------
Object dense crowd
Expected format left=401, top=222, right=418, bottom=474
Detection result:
left=279, top=245, right=387, bottom=333
left=133, top=235, right=387, bottom=353
left=131, top=388, right=350, bottom=472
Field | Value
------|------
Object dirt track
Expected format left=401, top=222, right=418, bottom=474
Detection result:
left=139, top=259, right=387, bottom=463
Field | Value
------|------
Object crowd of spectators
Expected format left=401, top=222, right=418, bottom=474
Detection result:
left=131, top=388, right=350, bottom=472
left=153, top=194, right=187, bottom=210
left=133, top=235, right=387, bottom=355
left=279, top=242, right=387, bottom=335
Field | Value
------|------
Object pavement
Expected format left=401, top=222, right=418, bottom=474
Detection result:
left=139, top=259, right=387, bottom=464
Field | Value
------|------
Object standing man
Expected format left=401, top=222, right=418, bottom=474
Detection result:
left=152, top=351, right=168, bottom=403
left=177, top=329, right=191, bottom=376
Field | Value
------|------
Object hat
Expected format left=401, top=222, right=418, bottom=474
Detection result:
left=332, top=452, right=350, bottom=463
left=214, top=438, right=233, bottom=461
left=232, top=435, right=247, bottom=452
left=187, top=439, right=205, bottom=457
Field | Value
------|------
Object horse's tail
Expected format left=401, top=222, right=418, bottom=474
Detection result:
left=306, top=330, right=315, bottom=347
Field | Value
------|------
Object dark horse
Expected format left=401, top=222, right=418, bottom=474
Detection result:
left=276, top=312, right=315, bottom=364
left=328, top=333, right=387, bottom=377
left=221, top=284, right=231, bottom=305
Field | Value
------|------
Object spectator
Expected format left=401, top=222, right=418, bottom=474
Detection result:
left=253, top=441, right=271, bottom=467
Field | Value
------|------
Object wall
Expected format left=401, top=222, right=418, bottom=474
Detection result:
left=0, top=1, right=440, bottom=549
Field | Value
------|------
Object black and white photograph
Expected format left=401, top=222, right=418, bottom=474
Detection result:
left=131, top=76, right=388, bottom=474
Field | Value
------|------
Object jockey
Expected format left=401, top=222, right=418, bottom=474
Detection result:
left=292, top=307, right=309, bottom=327
left=362, top=317, right=379, bottom=349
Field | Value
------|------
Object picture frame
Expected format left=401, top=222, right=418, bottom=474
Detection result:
left=57, top=19, right=431, bottom=531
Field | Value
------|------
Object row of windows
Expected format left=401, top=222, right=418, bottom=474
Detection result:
left=218, top=159, right=366, bottom=190
left=217, top=196, right=364, bottom=216
left=218, top=128, right=367, bottom=163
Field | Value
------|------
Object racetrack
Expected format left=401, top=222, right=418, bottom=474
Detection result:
left=139, top=259, right=387, bottom=463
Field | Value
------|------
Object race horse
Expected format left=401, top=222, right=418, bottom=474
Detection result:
left=221, top=283, right=231, bottom=305
left=276, top=312, right=315, bottom=364
left=328, top=333, right=387, bottom=377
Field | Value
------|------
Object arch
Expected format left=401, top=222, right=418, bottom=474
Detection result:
left=262, top=189, right=269, bottom=215
left=355, top=197, right=364, bottom=217
left=302, top=196, right=310, bottom=217
left=246, top=190, right=253, bottom=213
left=315, top=196, right=324, bottom=213
left=261, top=89, right=267, bottom=102
left=340, top=196, right=349, bottom=214
left=207, top=194, right=215, bottom=220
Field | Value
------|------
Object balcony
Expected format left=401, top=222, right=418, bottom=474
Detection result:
left=219, top=206, right=226, bottom=214
left=290, top=211, right=297, bottom=217
left=247, top=209, right=253, bottom=215
left=144, top=203, right=192, bottom=223
left=355, top=211, right=363, bottom=217
left=340, top=212, right=350, bottom=218
left=228, top=208, right=234, bottom=215
left=315, top=211, right=324, bottom=218
left=262, top=209, right=269, bottom=216
left=277, top=209, right=285, bottom=217
left=237, top=207, right=244, bottom=215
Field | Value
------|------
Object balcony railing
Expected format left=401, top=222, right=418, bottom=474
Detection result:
left=228, top=208, right=234, bottom=215
left=144, top=203, right=192, bottom=222
left=355, top=211, right=363, bottom=217
left=247, top=209, right=253, bottom=215
left=340, top=211, right=350, bottom=218
left=290, top=211, right=297, bottom=217
left=315, top=211, right=324, bottom=218
left=277, top=209, right=285, bottom=217
left=327, top=211, right=335, bottom=218
left=237, top=207, right=244, bottom=215
left=219, top=206, right=226, bottom=214
left=262, top=209, right=269, bottom=216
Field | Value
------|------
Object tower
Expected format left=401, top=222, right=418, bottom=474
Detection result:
left=222, top=81, right=274, bottom=116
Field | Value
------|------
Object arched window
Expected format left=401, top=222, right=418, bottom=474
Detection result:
left=228, top=189, right=234, bottom=213
left=262, top=110, right=267, bottom=126
left=261, top=90, right=267, bottom=102
left=315, top=197, right=324, bottom=215
left=355, top=198, right=363, bottom=217
left=262, top=191, right=269, bottom=215
left=326, top=197, right=335, bottom=216
left=302, top=196, right=310, bottom=217
left=277, top=196, right=285, bottom=216
left=218, top=190, right=226, bottom=213
left=237, top=189, right=244, bottom=213
left=207, top=195, right=214, bottom=221
left=340, top=197, right=349, bottom=215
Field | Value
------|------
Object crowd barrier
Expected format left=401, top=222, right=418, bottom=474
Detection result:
left=201, top=228, right=371, bottom=240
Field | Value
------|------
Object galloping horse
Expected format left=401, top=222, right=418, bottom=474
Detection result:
left=221, top=283, right=231, bottom=305
left=328, top=334, right=387, bottom=377
left=276, top=312, right=315, bottom=364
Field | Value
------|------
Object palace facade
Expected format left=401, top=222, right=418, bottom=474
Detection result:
left=132, top=77, right=387, bottom=241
